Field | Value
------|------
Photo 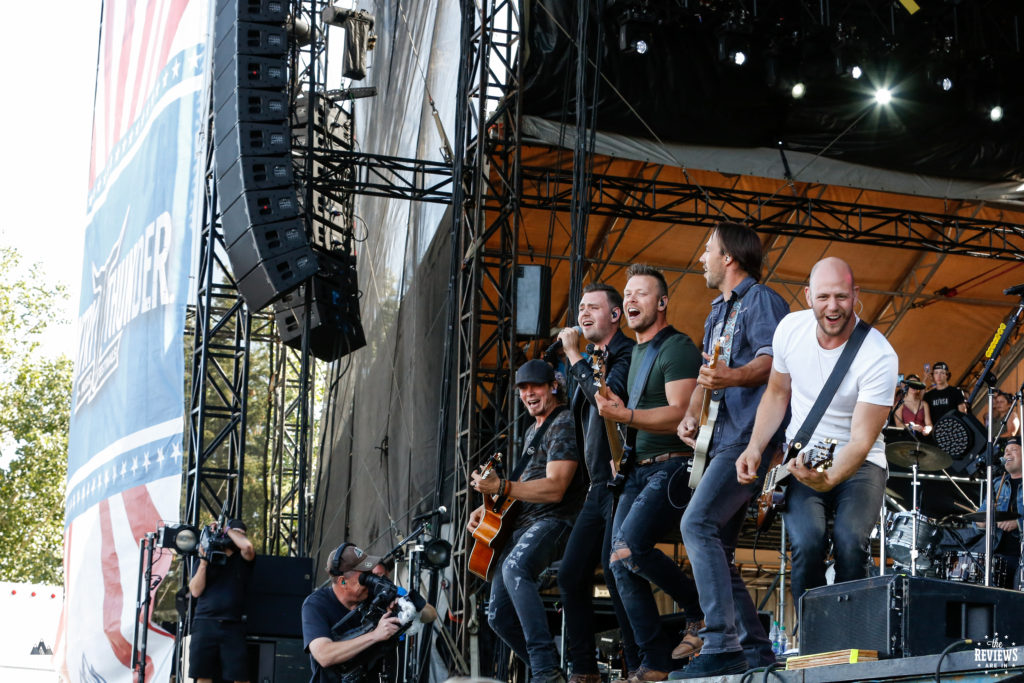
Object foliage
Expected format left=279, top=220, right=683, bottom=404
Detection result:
left=0, top=247, right=73, bottom=584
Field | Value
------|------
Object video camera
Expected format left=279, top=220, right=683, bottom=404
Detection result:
left=199, top=524, right=236, bottom=566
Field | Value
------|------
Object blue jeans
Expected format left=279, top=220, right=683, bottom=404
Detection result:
left=558, top=484, right=640, bottom=674
left=488, top=517, right=572, bottom=678
left=610, top=458, right=702, bottom=672
left=680, top=443, right=773, bottom=662
left=783, top=461, right=887, bottom=602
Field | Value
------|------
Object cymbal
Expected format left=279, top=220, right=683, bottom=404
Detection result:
left=960, top=510, right=1020, bottom=523
left=884, top=441, right=952, bottom=471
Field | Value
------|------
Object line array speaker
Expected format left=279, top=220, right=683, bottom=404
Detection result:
left=212, top=0, right=317, bottom=311
left=273, top=252, right=366, bottom=362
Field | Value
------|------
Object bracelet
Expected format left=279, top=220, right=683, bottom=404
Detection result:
left=628, top=409, right=634, bottom=426
left=498, top=477, right=505, bottom=496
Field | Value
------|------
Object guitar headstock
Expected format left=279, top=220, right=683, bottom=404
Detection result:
left=587, top=343, right=609, bottom=390
left=804, top=438, right=838, bottom=472
left=479, top=452, right=504, bottom=479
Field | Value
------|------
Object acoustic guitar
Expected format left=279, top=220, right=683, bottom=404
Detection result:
left=689, top=338, right=723, bottom=489
left=755, top=438, right=837, bottom=532
left=587, top=345, right=634, bottom=494
left=468, top=453, right=519, bottom=581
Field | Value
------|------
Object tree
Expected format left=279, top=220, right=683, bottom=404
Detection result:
left=0, top=247, right=73, bottom=584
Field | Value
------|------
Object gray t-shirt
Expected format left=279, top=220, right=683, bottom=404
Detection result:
left=515, top=407, right=585, bottom=528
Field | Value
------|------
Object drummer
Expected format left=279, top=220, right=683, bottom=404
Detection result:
left=893, top=374, right=932, bottom=437
left=972, top=438, right=1022, bottom=582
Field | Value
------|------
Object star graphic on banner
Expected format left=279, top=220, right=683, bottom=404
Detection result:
left=143, top=451, right=151, bottom=471
left=103, top=469, right=110, bottom=487
left=188, top=50, right=200, bottom=75
left=172, top=57, right=181, bottom=80
left=111, top=465, right=118, bottom=483
left=131, top=456, right=139, bottom=475
left=121, top=461, right=128, bottom=477
left=171, top=442, right=182, bottom=462
left=156, top=447, right=165, bottom=464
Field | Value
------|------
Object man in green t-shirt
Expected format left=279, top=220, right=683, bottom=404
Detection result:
left=595, top=264, right=703, bottom=683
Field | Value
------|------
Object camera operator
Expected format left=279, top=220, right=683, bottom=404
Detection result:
left=301, top=543, right=436, bottom=683
left=187, top=519, right=256, bottom=683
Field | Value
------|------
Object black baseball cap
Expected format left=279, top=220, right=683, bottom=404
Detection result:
left=515, top=359, right=555, bottom=386
left=932, top=361, right=949, bottom=372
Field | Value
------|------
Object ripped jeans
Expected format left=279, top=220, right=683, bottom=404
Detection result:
left=487, top=517, right=572, bottom=677
left=610, top=457, right=702, bottom=672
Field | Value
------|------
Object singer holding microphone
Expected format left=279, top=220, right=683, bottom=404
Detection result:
left=893, top=374, right=933, bottom=437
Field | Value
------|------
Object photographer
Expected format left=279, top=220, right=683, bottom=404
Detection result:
left=187, top=519, right=256, bottom=683
left=301, top=543, right=436, bottom=683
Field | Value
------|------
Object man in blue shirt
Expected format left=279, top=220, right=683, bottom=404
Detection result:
left=672, top=222, right=789, bottom=679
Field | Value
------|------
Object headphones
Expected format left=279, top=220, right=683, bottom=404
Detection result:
left=328, top=542, right=355, bottom=577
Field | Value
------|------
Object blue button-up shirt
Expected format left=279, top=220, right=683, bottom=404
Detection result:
left=702, top=276, right=790, bottom=451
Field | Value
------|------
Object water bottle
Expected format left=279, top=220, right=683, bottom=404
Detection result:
left=779, top=624, right=789, bottom=654
left=769, top=620, right=781, bottom=654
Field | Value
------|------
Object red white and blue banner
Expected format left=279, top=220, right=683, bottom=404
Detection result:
left=59, top=1, right=209, bottom=681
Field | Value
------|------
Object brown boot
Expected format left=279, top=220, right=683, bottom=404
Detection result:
left=568, top=674, right=602, bottom=683
left=624, top=666, right=668, bottom=682
left=671, top=619, right=705, bottom=660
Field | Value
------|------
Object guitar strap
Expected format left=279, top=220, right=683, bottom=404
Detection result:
left=624, top=326, right=680, bottom=442
left=788, top=319, right=871, bottom=454
left=510, top=404, right=568, bottom=482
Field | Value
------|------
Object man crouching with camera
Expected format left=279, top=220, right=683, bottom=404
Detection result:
left=302, top=542, right=436, bottom=683
left=188, top=518, right=256, bottom=683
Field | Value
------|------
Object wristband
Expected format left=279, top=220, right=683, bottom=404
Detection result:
left=628, top=408, right=634, bottom=426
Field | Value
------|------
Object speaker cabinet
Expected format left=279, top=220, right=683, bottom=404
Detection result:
left=244, top=555, right=313, bottom=638
left=246, top=636, right=311, bottom=683
left=515, top=264, right=551, bottom=338
left=799, top=574, right=1024, bottom=658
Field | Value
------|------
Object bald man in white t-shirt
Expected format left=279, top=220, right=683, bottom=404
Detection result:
left=737, top=258, right=898, bottom=602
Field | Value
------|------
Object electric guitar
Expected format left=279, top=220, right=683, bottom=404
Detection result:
left=587, top=345, right=634, bottom=494
left=468, top=453, right=519, bottom=581
left=755, top=438, right=837, bottom=532
left=689, top=338, right=724, bottom=489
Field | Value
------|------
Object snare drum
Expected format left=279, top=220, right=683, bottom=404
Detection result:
left=942, top=551, right=1011, bottom=588
left=886, top=511, right=942, bottom=568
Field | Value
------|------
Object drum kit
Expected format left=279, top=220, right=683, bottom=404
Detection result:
left=880, top=428, right=1019, bottom=589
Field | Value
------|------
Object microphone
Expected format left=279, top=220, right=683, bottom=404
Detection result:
left=543, top=325, right=582, bottom=358
left=901, top=378, right=926, bottom=390
left=411, top=505, right=448, bottom=523
left=1004, top=283, right=1024, bottom=296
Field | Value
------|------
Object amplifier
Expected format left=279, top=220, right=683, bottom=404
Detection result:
left=800, top=574, right=1024, bottom=658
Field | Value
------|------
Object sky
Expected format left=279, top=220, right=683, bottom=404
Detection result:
left=1, top=0, right=103, bottom=357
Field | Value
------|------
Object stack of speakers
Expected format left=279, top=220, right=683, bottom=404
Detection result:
left=212, top=0, right=366, bottom=361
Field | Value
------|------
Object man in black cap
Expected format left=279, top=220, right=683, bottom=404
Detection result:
left=301, top=543, right=410, bottom=682
left=924, top=361, right=966, bottom=423
left=469, top=358, right=585, bottom=683
left=188, top=519, right=256, bottom=683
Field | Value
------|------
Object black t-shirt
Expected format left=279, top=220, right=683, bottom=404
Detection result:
left=192, top=551, right=253, bottom=621
left=515, top=408, right=585, bottom=529
left=301, top=584, right=352, bottom=683
left=925, top=385, right=965, bottom=423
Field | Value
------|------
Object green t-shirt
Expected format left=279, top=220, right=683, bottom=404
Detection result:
left=627, top=330, right=701, bottom=460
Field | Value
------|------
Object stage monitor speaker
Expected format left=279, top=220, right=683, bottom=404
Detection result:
left=799, top=574, right=1024, bottom=658
left=245, top=555, right=313, bottom=638
left=934, top=410, right=987, bottom=474
left=247, top=636, right=310, bottom=683
left=273, top=253, right=366, bottom=362
left=515, top=264, right=551, bottom=339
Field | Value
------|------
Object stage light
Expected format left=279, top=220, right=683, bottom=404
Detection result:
left=731, top=50, right=747, bottom=66
left=156, top=523, right=199, bottom=554
left=989, top=105, right=1004, bottom=122
left=634, top=39, right=649, bottom=55
left=422, top=539, right=452, bottom=570
left=938, top=76, right=954, bottom=91
left=616, top=4, right=656, bottom=56
left=790, top=82, right=806, bottom=99
left=848, top=65, right=863, bottom=79
left=873, top=87, right=893, bottom=105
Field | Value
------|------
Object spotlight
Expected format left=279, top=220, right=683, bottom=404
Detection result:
left=422, top=539, right=452, bottom=570
left=989, top=105, right=1004, bottom=122
left=790, top=82, right=806, bottom=99
left=156, top=523, right=199, bottom=555
left=873, top=88, right=893, bottom=105
left=634, top=39, right=649, bottom=55
left=617, top=5, right=656, bottom=56
left=937, top=76, right=953, bottom=91
left=731, top=50, right=747, bottom=66
left=848, top=65, right=863, bottom=79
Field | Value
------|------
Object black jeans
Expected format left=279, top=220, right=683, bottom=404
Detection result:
left=610, top=458, right=702, bottom=672
left=558, top=484, right=640, bottom=674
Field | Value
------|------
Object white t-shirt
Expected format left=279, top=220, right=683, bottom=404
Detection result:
left=773, top=309, right=898, bottom=469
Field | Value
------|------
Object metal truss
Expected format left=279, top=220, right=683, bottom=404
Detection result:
left=516, top=164, right=1024, bottom=261
left=447, top=0, right=524, bottom=671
